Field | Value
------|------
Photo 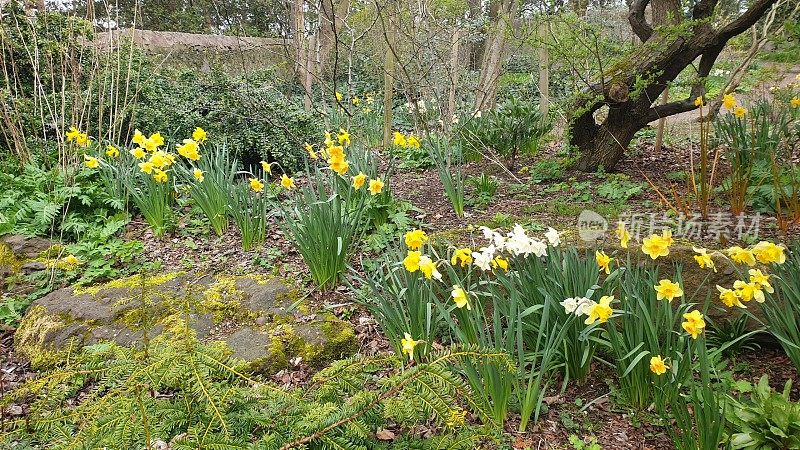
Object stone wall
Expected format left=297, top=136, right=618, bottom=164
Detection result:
left=95, top=29, right=293, bottom=74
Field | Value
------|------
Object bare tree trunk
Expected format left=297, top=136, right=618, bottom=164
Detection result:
left=474, top=0, right=517, bottom=111
left=292, top=0, right=313, bottom=110
left=316, top=0, right=350, bottom=78
left=447, top=28, right=461, bottom=128
left=538, top=20, right=549, bottom=116
left=304, top=35, right=315, bottom=110
left=571, top=0, right=589, bottom=17
left=382, top=9, right=395, bottom=149
left=467, top=0, right=484, bottom=70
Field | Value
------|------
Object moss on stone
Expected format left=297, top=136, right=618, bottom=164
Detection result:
left=0, top=243, right=22, bottom=274
left=201, top=275, right=245, bottom=322
left=14, top=305, right=70, bottom=368
left=74, top=272, right=186, bottom=296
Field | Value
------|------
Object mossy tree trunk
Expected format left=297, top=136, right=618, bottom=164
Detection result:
left=570, top=0, right=778, bottom=172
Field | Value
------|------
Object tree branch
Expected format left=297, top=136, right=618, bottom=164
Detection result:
left=628, top=0, right=653, bottom=42
left=712, top=0, right=779, bottom=46
left=692, top=0, right=719, bottom=20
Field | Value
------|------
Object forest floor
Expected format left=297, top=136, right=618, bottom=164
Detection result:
left=3, top=135, right=800, bottom=448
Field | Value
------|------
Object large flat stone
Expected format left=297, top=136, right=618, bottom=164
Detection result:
left=14, top=272, right=357, bottom=373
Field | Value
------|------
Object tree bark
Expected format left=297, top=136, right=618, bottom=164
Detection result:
left=382, top=6, right=396, bottom=149
left=538, top=20, right=549, bottom=117
left=316, top=0, right=350, bottom=78
left=467, top=0, right=484, bottom=70
left=571, top=0, right=778, bottom=172
left=474, top=0, right=517, bottom=111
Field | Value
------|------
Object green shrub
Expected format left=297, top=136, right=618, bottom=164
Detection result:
left=134, top=69, right=323, bottom=172
left=460, top=98, right=551, bottom=169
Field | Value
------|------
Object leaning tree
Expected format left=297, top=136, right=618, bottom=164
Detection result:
left=570, top=0, right=779, bottom=172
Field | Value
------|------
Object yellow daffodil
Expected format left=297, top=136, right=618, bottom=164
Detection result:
left=149, top=151, right=171, bottom=169
left=418, top=256, right=442, bottom=281
left=694, top=96, right=705, bottom=107
left=792, top=96, right=800, bottom=108
left=734, top=280, right=765, bottom=303
left=401, top=332, right=418, bottom=361
left=67, top=127, right=90, bottom=147
left=352, top=172, right=367, bottom=190
left=404, top=229, right=428, bottom=251
left=406, top=134, right=421, bottom=149
left=717, top=285, right=745, bottom=308
left=752, top=241, right=786, bottom=265
left=682, top=310, right=705, bottom=339
left=177, top=139, right=200, bottom=161
left=654, top=279, right=684, bottom=302
left=328, top=145, right=345, bottom=160
left=692, top=247, right=716, bottom=272
left=649, top=355, right=668, bottom=375
left=304, top=142, right=318, bottom=160
left=366, top=95, right=375, bottom=105
left=368, top=178, right=384, bottom=195
left=450, top=248, right=473, bottom=267
left=281, top=174, right=296, bottom=190
left=733, top=106, right=747, bottom=118
left=83, top=154, right=99, bottom=169
left=192, top=127, right=208, bottom=143
left=66, top=126, right=81, bottom=142
left=106, top=145, right=119, bottom=158
left=451, top=286, right=471, bottom=310
left=149, top=132, right=165, bottom=148
left=138, top=161, right=154, bottom=174
left=584, top=296, right=613, bottom=325
left=62, top=254, right=81, bottom=266
left=152, top=169, right=168, bottom=183
left=393, top=131, right=407, bottom=148
left=352, top=96, right=360, bottom=106
left=492, top=256, right=509, bottom=271
left=193, top=168, right=204, bottom=182
left=661, top=229, right=674, bottom=246
left=132, top=129, right=145, bottom=145
left=641, top=232, right=671, bottom=260
left=335, top=91, right=343, bottom=102
left=249, top=178, right=265, bottom=193
left=722, top=93, right=736, bottom=110
left=337, top=128, right=351, bottom=146
left=727, top=246, right=756, bottom=266
left=130, top=147, right=146, bottom=159
left=329, top=158, right=350, bottom=176
left=403, top=250, right=421, bottom=272
left=616, top=222, right=630, bottom=248
left=260, top=161, right=272, bottom=175
left=324, top=131, right=334, bottom=148
left=748, top=269, right=774, bottom=293
left=595, top=250, right=612, bottom=275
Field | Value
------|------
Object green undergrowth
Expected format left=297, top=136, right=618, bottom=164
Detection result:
left=2, top=317, right=509, bottom=449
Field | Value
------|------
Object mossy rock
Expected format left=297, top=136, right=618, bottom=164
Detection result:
left=0, top=235, right=58, bottom=280
left=13, top=271, right=305, bottom=367
left=223, top=316, right=359, bottom=376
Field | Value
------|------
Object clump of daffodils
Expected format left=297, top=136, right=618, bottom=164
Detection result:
left=310, top=130, right=384, bottom=196
left=392, top=131, right=421, bottom=150
left=78, top=126, right=213, bottom=186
